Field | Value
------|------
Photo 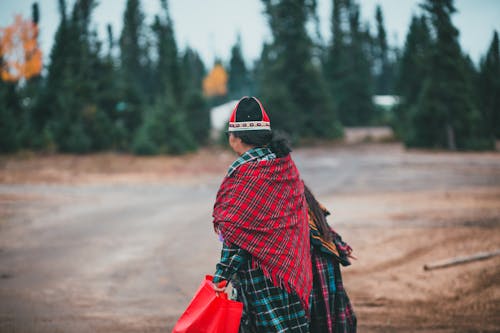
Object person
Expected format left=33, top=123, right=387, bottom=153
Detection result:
left=304, top=185, right=357, bottom=332
left=212, top=96, right=312, bottom=332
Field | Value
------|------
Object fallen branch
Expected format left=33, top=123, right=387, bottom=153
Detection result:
left=423, top=250, right=500, bottom=271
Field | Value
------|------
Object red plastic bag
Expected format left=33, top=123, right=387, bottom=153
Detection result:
left=172, top=275, right=243, bottom=333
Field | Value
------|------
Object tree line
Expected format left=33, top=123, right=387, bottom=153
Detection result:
left=1, top=0, right=499, bottom=154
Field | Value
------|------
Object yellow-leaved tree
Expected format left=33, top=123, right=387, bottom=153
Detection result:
left=0, top=14, right=42, bottom=82
left=203, top=63, right=228, bottom=97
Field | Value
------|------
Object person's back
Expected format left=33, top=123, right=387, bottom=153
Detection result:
left=212, top=97, right=311, bottom=332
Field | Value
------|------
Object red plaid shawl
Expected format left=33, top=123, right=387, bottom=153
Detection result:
left=213, top=155, right=312, bottom=310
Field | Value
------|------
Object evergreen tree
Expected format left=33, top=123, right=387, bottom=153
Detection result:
left=324, top=0, right=374, bottom=126
left=66, top=0, right=109, bottom=152
left=259, top=0, right=342, bottom=140
left=181, top=48, right=210, bottom=144
left=119, top=0, right=149, bottom=142
left=181, top=47, right=206, bottom=92
left=132, top=97, right=196, bottom=155
left=151, top=0, right=183, bottom=104
left=344, top=3, right=375, bottom=125
left=33, top=0, right=118, bottom=153
left=15, top=2, right=43, bottom=149
left=89, top=24, right=123, bottom=150
left=478, top=31, right=500, bottom=138
left=397, top=16, right=432, bottom=106
left=0, top=77, right=21, bottom=152
left=133, top=0, right=200, bottom=153
left=412, top=0, right=493, bottom=150
left=373, top=5, right=394, bottom=95
left=34, top=0, right=95, bottom=152
left=323, top=0, right=347, bottom=121
left=228, top=34, right=251, bottom=99
left=181, top=90, right=210, bottom=145
left=30, top=0, right=70, bottom=150
left=394, top=15, right=432, bottom=139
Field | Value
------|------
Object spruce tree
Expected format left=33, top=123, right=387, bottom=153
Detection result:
left=395, top=15, right=432, bottom=140
left=325, top=0, right=374, bottom=126
left=35, top=0, right=95, bottom=153
left=373, top=5, right=394, bottom=95
left=228, top=34, right=251, bottom=99
left=132, top=97, right=196, bottom=155
left=133, top=0, right=199, bottom=153
left=34, top=0, right=117, bottom=153
left=478, top=31, right=500, bottom=138
left=181, top=47, right=206, bottom=92
left=324, top=0, right=347, bottom=122
left=119, top=0, right=148, bottom=142
left=260, top=0, right=342, bottom=140
left=16, top=2, right=43, bottom=149
left=0, top=77, right=21, bottom=152
left=344, top=3, right=374, bottom=125
left=181, top=48, right=210, bottom=144
left=151, top=0, right=183, bottom=104
left=397, top=16, right=432, bottom=106
left=414, top=0, right=493, bottom=150
left=89, top=24, right=123, bottom=150
left=31, top=0, right=70, bottom=150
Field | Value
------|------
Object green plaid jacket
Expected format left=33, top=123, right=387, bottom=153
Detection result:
left=214, top=243, right=309, bottom=333
left=227, top=147, right=276, bottom=176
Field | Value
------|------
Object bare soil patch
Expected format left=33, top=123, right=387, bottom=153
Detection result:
left=0, top=148, right=235, bottom=185
left=0, top=143, right=499, bottom=332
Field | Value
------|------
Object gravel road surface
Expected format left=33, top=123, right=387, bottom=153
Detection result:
left=1, top=143, right=499, bottom=332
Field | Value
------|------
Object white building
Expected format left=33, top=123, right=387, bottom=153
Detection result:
left=210, top=100, right=238, bottom=139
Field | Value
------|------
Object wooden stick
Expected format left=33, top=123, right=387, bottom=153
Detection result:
left=423, top=250, right=500, bottom=271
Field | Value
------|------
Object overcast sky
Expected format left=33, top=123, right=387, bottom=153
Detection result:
left=1, top=0, right=499, bottom=67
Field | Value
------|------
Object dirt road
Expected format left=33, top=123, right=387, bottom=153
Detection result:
left=1, top=143, right=499, bottom=332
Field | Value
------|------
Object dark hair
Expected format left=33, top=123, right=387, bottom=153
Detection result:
left=304, top=184, right=332, bottom=242
left=232, top=130, right=272, bottom=147
left=268, top=130, right=292, bottom=158
left=231, top=130, right=292, bottom=158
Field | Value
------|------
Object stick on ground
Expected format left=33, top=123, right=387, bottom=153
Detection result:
left=423, top=250, right=500, bottom=271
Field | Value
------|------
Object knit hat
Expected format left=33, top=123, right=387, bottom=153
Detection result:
left=228, top=96, right=271, bottom=132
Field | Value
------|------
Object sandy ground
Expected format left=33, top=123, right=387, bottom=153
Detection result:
left=0, top=142, right=499, bottom=332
